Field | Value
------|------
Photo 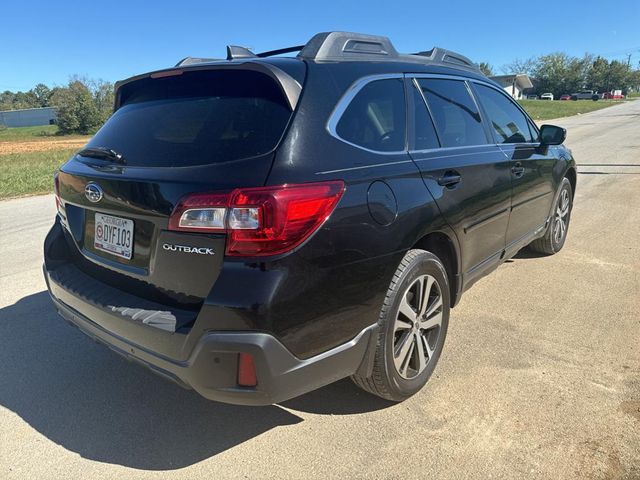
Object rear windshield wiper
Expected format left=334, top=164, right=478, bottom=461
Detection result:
left=77, top=147, right=126, bottom=165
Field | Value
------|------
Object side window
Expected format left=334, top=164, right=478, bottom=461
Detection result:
left=336, top=78, right=406, bottom=152
left=416, top=79, right=488, bottom=148
left=474, top=84, right=534, bottom=143
left=411, top=83, right=440, bottom=150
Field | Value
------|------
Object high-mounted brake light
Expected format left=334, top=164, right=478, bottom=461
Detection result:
left=168, top=181, right=345, bottom=256
left=150, top=69, right=184, bottom=79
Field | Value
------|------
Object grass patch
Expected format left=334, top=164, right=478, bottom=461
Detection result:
left=0, top=125, right=89, bottom=143
left=627, top=92, right=640, bottom=98
left=518, top=99, right=621, bottom=121
left=0, top=149, right=75, bottom=199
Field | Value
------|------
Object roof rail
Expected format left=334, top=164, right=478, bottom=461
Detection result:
left=412, top=47, right=477, bottom=70
left=257, top=45, right=305, bottom=58
left=298, top=32, right=398, bottom=61
left=173, top=32, right=480, bottom=74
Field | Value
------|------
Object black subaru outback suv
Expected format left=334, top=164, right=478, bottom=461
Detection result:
left=44, top=32, right=576, bottom=405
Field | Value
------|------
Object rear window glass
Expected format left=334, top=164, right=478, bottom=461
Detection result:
left=416, top=79, right=488, bottom=148
left=335, top=79, right=406, bottom=152
left=86, top=70, right=292, bottom=167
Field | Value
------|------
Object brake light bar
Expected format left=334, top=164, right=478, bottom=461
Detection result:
left=169, top=181, right=345, bottom=256
left=150, top=69, right=184, bottom=79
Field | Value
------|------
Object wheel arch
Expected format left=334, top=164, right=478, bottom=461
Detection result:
left=565, top=166, right=577, bottom=199
left=412, top=230, right=461, bottom=308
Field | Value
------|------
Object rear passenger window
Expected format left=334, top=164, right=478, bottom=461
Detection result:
left=411, top=84, right=440, bottom=150
left=416, top=79, right=487, bottom=148
left=336, top=79, right=406, bottom=152
left=474, top=84, right=534, bottom=143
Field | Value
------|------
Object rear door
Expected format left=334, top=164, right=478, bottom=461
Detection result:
left=471, top=82, right=556, bottom=253
left=56, top=68, right=296, bottom=307
left=408, top=76, right=512, bottom=282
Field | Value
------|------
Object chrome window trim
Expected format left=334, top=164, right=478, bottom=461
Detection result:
left=326, top=73, right=407, bottom=155
left=315, top=159, right=415, bottom=175
left=327, top=72, right=543, bottom=157
left=409, top=146, right=499, bottom=156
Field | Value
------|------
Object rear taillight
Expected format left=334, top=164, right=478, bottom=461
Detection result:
left=168, top=193, right=228, bottom=233
left=169, top=181, right=345, bottom=257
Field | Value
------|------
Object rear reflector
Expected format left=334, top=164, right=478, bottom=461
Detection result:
left=169, top=181, right=345, bottom=256
left=237, top=353, right=257, bottom=387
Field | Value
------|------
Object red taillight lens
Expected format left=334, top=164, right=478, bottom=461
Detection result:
left=237, top=353, right=257, bottom=387
left=168, top=181, right=345, bottom=257
left=227, top=181, right=345, bottom=256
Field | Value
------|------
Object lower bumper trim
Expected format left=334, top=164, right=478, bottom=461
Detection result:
left=47, top=280, right=377, bottom=406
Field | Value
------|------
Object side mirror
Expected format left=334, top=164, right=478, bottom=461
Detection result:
left=539, top=124, right=566, bottom=145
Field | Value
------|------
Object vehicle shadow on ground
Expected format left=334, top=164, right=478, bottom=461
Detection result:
left=0, top=291, right=392, bottom=470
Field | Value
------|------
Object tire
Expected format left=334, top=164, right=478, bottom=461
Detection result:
left=528, top=177, right=573, bottom=255
left=351, top=249, right=450, bottom=402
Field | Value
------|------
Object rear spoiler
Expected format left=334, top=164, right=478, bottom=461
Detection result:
left=113, top=61, right=303, bottom=112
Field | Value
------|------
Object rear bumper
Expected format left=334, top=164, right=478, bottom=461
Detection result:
left=45, top=265, right=377, bottom=405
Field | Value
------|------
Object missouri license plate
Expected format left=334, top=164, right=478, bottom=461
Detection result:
left=94, top=212, right=134, bottom=260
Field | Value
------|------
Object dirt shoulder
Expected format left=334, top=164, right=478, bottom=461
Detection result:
left=0, top=138, right=89, bottom=155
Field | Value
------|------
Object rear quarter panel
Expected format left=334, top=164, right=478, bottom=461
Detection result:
left=215, top=63, right=452, bottom=358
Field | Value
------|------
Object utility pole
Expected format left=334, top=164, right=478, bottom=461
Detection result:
left=627, top=53, right=632, bottom=67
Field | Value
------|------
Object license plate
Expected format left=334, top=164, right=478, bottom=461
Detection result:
left=94, top=213, right=134, bottom=260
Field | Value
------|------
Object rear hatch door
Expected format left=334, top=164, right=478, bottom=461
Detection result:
left=57, top=67, right=298, bottom=308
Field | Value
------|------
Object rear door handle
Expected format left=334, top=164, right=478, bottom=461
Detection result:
left=437, top=171, right=462, bottom=188
left=511, top=163, right=525, bottom=177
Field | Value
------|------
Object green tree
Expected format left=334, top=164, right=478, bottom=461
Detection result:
left=30, top=83, right=52, bottom=107
left=89, top=79, right=115, bottom=124
left=51, top=80, right=101, bottom=134
left=607, top=60, right=632, bottom=93
left=479, top=62, right=494, bottom=77
left=502, top=57, right=536, bottom=75
left=0, top=91, right=15, bottom=111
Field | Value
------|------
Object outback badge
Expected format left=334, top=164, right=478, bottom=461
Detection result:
left=162, top=243, right=215, bottom=255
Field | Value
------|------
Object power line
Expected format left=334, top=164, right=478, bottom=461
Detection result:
left=593, top=46, right=640, bottom=57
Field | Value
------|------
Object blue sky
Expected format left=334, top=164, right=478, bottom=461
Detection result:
left=1, top=0, right=639, bottom=91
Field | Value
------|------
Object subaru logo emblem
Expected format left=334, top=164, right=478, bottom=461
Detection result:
left=85, top=183, right=103, bottom=203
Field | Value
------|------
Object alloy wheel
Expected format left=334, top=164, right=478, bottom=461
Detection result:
left=554, top=189, right=570, bottom=244
left=393, top=274, right=444, bottom=379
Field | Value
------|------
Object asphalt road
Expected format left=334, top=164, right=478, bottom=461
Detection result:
left=1, top=100, right=639, bottom=480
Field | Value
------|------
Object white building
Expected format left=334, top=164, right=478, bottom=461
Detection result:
left=489, top=74, right=533, bottom=100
